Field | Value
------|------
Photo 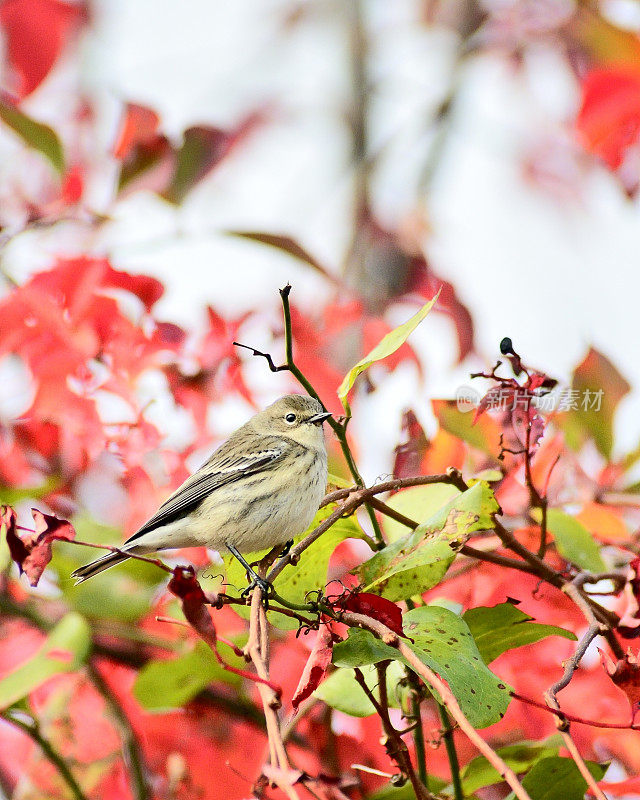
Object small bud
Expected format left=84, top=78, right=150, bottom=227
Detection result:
left=500, top=337, right=514, bottom=355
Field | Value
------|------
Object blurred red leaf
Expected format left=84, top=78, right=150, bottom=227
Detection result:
left=168, top=566, right=218, bottom=648
left=576, top=68, right=640, bottom=170
left=408, top=259, right=474, bottom=362
left=292, top=624, right=333, bottom=711
left=113, top=103, right=161, bottom=160
left=600, top=648, right=640, bottom=721
left=392, top=409, right=428, bottom=479
left=0, top=0, right=85, bottom=99
left=5, top=506, right=75, bottom=586
left=60, top=164, right=83, bottom=205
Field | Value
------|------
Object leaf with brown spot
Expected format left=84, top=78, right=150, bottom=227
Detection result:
left=356, top=482, right=499, bottom=602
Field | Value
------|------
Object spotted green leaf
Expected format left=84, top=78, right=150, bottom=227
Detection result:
left=357, top=482, right=498, bottom=601
left=333, top=604, right=511, bottom=729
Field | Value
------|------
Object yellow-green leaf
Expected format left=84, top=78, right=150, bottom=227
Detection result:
left=337, top=292, right=440, bottom=413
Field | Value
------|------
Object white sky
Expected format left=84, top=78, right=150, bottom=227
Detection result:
left=4, top=0, right=639, bottom=472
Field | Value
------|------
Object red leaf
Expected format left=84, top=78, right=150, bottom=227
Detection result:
left=512, top=405, right=545, bottom=451
left=168, top=566, right=217, bottom=649
left=113, top=103, right=161, bottom=160
left=473, top=386, right=516, bottom=424
left=600, top=648, right=640, bottom=721
left=0, top=0, right=85, bottom=99
left=292, top=624, right=333, bottom=711
left=337, top=592, right=406, bottom=638
left=576, top=68, right=640, bottom=170
left=392, top=410, right=428, bottom=479
left=60, top=165, right=83, bottom=205
left=5, top=507, right=75, bottom=586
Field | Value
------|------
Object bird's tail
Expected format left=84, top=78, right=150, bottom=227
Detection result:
left=71, top=551, right=130, bottom=584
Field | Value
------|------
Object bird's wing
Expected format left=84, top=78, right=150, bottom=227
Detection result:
left=125, top=448, right=283, bottom=543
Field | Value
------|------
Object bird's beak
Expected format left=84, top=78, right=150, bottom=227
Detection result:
left=308, top=411, right=332, bottom=426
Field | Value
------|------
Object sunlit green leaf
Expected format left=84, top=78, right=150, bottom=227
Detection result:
left=225, top=504, right=364, bottom=629
left=0, top=99, right=64, bottom=173
left=514, top=756, right=607, bottom=800
left=357, top=482, right=498, bottom=601
left=463, top=602, right=576, bottom=664
left=0, top=614, right=91, bottom=710
left=380, top=484, right=460, bottom=543
left=544, top=509, right=606, bottom=573
left=314, top=661, right=405, bottom=717
left=338, top=293, right=440, bottom=413
left=333, top=604, right=512, bottom=729
left=133, top=640, right=241, bottom=712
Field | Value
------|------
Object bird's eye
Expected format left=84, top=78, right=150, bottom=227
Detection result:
left=285, top=413, right=297, bottom=424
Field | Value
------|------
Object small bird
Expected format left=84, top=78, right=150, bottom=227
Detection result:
left=72, top=395, right=331, bottom=584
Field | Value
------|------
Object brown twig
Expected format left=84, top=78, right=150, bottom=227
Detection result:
left=352, top=664, right=432, bottom=800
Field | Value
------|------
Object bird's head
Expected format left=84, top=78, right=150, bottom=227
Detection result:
left=254, top=394, right=331, bottom=446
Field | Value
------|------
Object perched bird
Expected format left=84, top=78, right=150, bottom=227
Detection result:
left=72, top=395, right=331, bottom=584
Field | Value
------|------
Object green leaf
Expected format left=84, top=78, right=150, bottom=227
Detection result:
left=0, top=613, right=91, bottom=710
left=544, top=509, right=606, bottom=572
left=357, top=482, right=498, bottom=602
left=402, top=606, right=512, bottom=728
left=460, top=741, right=560, bottom=795
left=564, top=347, right=630, bottom=459
left=333, top=605, right=512, bottom=729
left=338, top=293, right=440, bottom=413
left=516, top=756, right=606, bottom=800
left=432, top=399, right=501, bottom=455
left=224, top=505, right=363, bottom=629
left=314, top=661, right=406, bottom=717
left=463, top=602, right=577, bottom=664
left=380, top=484, right=460, bottom=543
left=133, top=640, right=241, bottom=712
left=53, top=517, right=166, bottom=623
left=0, top=99, right=64, bottom=173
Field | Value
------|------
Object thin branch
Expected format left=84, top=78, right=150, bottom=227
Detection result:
left=352, top=665, right=431, bottom=800
left=1, top=710, right=89, bottom=800
left=86, top=661, right=150, bottom=800
left=436, top=703, right=463, bottom=800
left=511, top=693, right=640, bottom=730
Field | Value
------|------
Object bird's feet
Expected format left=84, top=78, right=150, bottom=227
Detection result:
left=279, top=539, right=294, bottom=558
left=241, top=574, right=272, bottom=598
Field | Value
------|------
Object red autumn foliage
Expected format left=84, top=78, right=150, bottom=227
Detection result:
left=576, top=68, right=640, bottom=170
left=4, top=505, right=76, bottom=586
left=292, top=624, right=334, bottom=711
left=0, top=0, right=86, bottom=98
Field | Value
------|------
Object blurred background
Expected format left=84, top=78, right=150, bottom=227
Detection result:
left=1, top=0, right=639, bottom=473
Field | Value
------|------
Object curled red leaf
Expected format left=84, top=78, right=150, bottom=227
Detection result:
left=4, top=506, right=75, bottom=586
left=334, top=592, right=406, bottom=638
left=392, top=409, right=428, bottom=479
left=168, top=566, right=217, bottom=649
left=291, top=624, right=333, bottom=712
